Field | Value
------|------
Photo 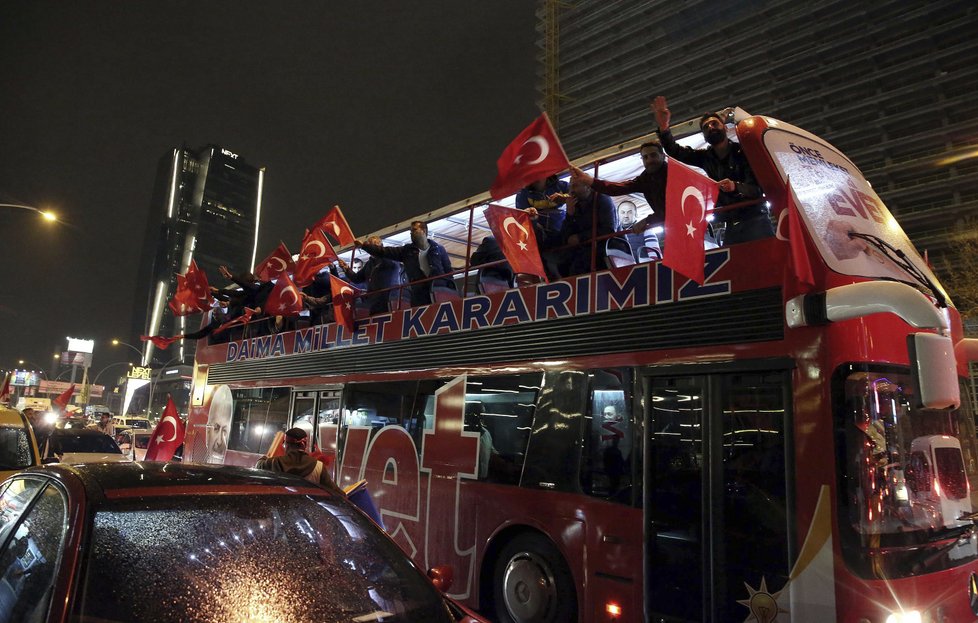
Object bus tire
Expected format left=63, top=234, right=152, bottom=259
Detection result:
left=492, top=532, right=577, bottom=623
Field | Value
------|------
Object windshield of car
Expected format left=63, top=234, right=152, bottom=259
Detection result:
left=0, top=425, right=35, bottom=470
left=48, top=433, right=122, bottom=456
left=74, top=493, right=455, bottom=622
left=834, top=366, right=978, bottom=578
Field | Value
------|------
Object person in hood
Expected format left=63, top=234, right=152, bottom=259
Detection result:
left=255, top=428, right=336, bottom=488
left=653, top=95, right=773, bottom=245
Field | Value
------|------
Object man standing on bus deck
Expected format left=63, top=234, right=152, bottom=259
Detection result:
left=653, top=95, right=774, bottom=245
left=255, top=427, right=335, bottom=487
left=356, top=221, right=456, bottom=306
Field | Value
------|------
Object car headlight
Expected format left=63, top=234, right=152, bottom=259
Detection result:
left=43, top=412, right=58, bottom=424
left=885, top=611, right=922, bottom=623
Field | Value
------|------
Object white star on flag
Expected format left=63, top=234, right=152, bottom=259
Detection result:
left=686, top=221, right=697, bottom=237
left=517, top=241, right=528, bottom=251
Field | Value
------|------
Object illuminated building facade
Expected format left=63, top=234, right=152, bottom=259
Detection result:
left=131, top=145, right=265, bottom=367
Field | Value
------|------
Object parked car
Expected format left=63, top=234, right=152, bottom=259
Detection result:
left=113, top=428, right=152, bottom=461
left=40, top=429, right=130, bottom=464
left=0, top=463, right=486, bottom=622
left=0, top=406, right=40, bottom=481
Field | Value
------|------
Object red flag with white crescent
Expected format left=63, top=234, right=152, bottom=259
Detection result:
left=0, top=373, right=10, bottom=404
left=140, top=335, right=183, bottom=350
left=483, top=204, right=548, bottom=281
left=52, top=384, right=76, bottom=410
left=293, top=228, right=338, bottom=287
left=663, top=159, right=712, bottom=284
left=144, top=396, right=185, bottom=462
left=313, top=205, right=356, bottom=247
left=168, top=262, right=212, bottom=315
left=254, top=242, right=296, bottom=282
left=263, top=273, right=305, bottom=317
left=330, top=274, right=363, bottom=332
left=211, top=307, right=258, bottom=336
left=490, top=113, right=570, bottom=200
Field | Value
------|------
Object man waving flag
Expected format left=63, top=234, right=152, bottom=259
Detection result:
left=483, top=205, right=548, bottom=281
left=663, top=159, right=714, bottom=285
left=490, top=112, right=570, bottom=200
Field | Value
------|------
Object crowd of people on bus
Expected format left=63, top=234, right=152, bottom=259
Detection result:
left=184, top=95, right=772, bottom=342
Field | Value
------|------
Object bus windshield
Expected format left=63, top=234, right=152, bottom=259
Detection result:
left=835, top=366, right=978, bottom=578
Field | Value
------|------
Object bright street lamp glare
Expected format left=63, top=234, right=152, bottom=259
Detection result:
left=112, top=339, right=120, bottom=345
left=41, top=211, right=57, bottom=222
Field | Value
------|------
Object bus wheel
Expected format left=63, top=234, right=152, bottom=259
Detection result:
left=493, top=533, right=577, bottom=623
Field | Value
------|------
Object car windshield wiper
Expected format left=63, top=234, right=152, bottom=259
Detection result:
left=902, top=523, right=976, bottom=574
left=847, top=231, right=946, bottom=308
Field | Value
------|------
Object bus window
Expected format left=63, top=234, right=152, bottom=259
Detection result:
left=226, top=387, right=291, bottom=455
left=522, top=370, right=587, bottom=492
left=342, top=380, right=445, bottom=450
left=580, top=368, right=633, bottom=503
left=465, top=374, right=541, bottom=484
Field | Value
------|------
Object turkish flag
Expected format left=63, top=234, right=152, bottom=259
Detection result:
left=254, top=242, right=296, bottom=282
left=330, top=274, right=362, bottom=332
left=293, top=228, right=338, bottom=287
left=52, top=384, right=75, bottom=410
left=313, top=205, right=356, bottom=247
left=144, top=396, right=185, bottom=462
left=263, top=273, right=305, bottom=317
left=483, top=204, right=548, bottom=281
left=168, top=261, right=212, bottom=315
left=140, top=335, right=183, bottom=350
left=785, top=179, right=815, bottom=289
left=0, top=373, right=10, bottom=404
left=663, top=159, right=712, bottom=284
left=490, top=113, right=570, bottom=200
left=212, top=307, right=258, bottom=336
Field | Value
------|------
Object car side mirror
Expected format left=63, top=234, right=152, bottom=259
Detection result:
left=426, top=564, right=454, bottom=593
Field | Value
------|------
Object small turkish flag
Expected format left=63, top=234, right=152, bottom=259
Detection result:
left=313, top=205, right=356, bottom=247
left=140, top=335, right=183, bottom=350
left=483, top=205, right=548, bottom=281
left=264, top=273, right=305, bottom=317
left=663, top=159, right=712, bottom=284
left=293, top=228, right=338, bottom=287
left=169, top=261, right=212, bottom=315
left=785, top=179, right=815, bottom=289
left=212, top=307, right=258, bottom=336
left=53, top=384, right=75, bottom=410
left=254, top=242, right=296, bottom=282
left=144, top=396, right=185, bottom=462
left=186, top=260, right=212, bottom=307
left=330, top=274, right=362, bottom=332
left=490, top=113, right=570, bottom=200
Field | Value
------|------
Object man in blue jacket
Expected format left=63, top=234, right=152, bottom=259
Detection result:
left=356, top=221, right=456, bottom=306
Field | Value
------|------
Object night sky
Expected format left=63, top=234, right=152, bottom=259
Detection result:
left=0, top=2, right=539, bottom=374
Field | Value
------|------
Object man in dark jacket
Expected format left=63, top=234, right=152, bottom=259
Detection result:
left=355, top=221, right=456, bottom=306
left=255, top=428, right=336, bottom=488
left=339, top=236, right=403, bottom=315
left=561, top=177, right=618, bottom=276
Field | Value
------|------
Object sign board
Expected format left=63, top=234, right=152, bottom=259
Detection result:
left=128, top=366, right=152, bottom=380
left=38, top=380, right=103, bottom=399
left=66, top=337, right=94, bottom=354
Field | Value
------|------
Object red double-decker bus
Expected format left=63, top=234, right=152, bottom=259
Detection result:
left=185, top=109, right=978, bottom=623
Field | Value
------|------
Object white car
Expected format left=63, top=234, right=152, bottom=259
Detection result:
left=113, top=416, right=152, bottom=431
left=114, top=428, right=153, bottom=461
left=42, top=429, right=131, bottom=464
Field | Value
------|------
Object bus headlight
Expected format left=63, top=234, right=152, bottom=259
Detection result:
left=885, top=611, right=922, bottom=623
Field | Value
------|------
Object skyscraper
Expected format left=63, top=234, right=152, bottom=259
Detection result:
left=131, top=144, right=265, bottom=366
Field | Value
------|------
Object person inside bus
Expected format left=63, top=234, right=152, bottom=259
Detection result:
left=355, top=220, right=456, bottom=307
left=517, top=175, right=569, bottom=279
left=470, top=236, right=514, bottom=291
left=255, top=427, right=336, bottom=488
left=652, top=95, right=773, bottom=245
left=464, top=402, right=496, bottom=480
left=338, top=236, right=403, bottom=315
left=560, top=176, right=618, bottom=276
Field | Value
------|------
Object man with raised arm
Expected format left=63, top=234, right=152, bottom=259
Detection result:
left=338, top=235, right=402, bottom=315
left=355, top=221, right=455, bottom=306
left=653, top=95, right=773, bottom=245
left=560, top=176, right=618, bottom=276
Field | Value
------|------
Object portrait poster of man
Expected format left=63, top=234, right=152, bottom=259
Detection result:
left=205, top=384, right=233, bottom=464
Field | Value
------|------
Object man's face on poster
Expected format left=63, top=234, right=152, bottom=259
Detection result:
left=206, top=386, right=233, bottom=461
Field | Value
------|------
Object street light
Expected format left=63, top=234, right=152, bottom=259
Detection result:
left=16, top=360, right=46, bottom=376
left=0, top=203, right=57, bottom=222
left=92, top=361, right=133, bottom=387
left=111, top=339, right=144, bottom=361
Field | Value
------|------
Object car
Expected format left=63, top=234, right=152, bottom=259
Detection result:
left=113, top=428, right=152, bottom=461
left=0, top=406, right=40, bottom=481
left=112, top=416, right=152, bottom=430
left=40, top=428, right=130, bottom=464
left=0, top=463, right=486, bottom=622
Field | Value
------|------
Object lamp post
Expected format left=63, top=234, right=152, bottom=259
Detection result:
left=146, top=355, right=189, bottom=419
left=111, top=339, right=144, bottom=362
left=0, top=204, right=57, bottom=222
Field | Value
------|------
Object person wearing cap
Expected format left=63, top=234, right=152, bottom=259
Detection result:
left=652, top=95, right=773, bottom=246
left=255, top=427, right=335, bottom=487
